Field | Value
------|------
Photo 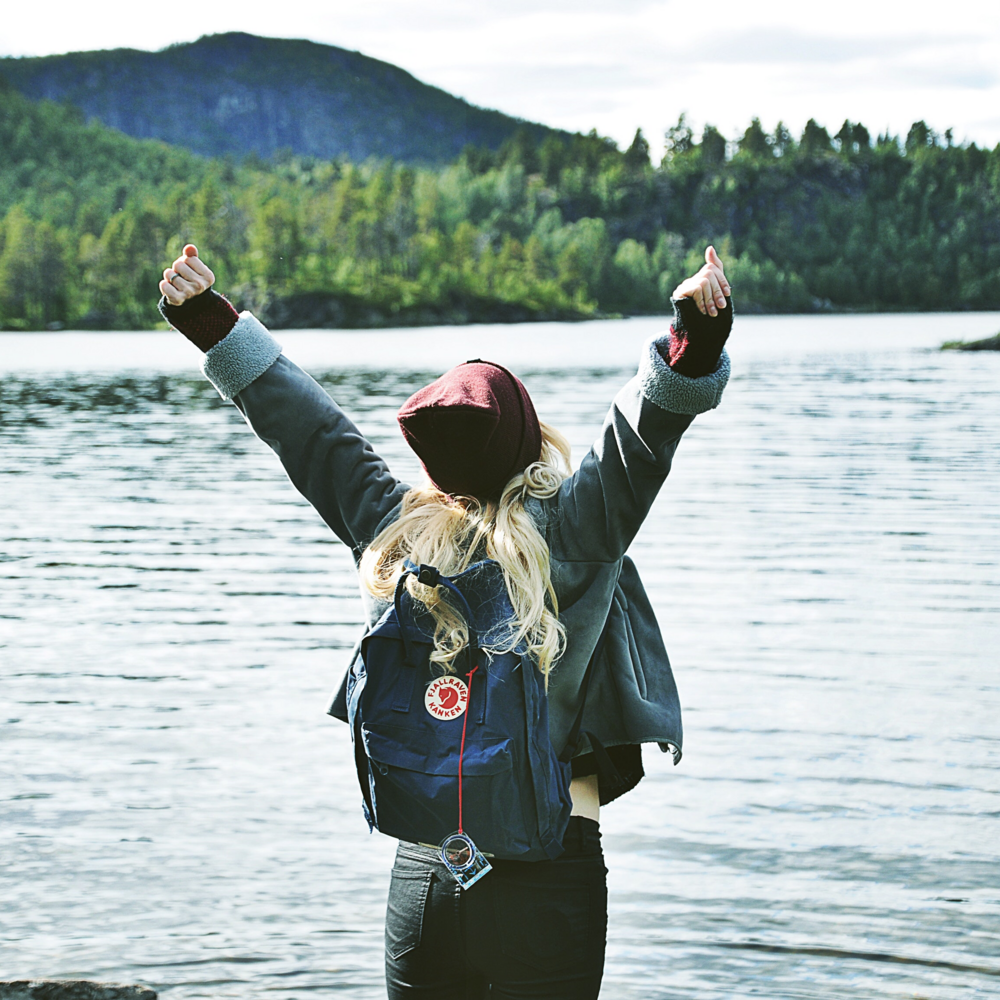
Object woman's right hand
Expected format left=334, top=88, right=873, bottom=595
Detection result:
left=672, top=245, right=731, bottom=317
left=159, top=244, right=215, bottom=306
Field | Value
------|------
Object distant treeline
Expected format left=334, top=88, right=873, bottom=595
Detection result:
left=1, top=85, right=999, bottom=330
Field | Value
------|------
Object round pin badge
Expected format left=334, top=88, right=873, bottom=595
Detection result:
left=425, top=675, right=469, bottom=721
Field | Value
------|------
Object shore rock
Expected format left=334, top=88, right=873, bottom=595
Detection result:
left=0, top=984, right=156, bottom=1000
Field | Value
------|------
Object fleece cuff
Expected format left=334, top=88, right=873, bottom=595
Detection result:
left=201, top=312, right=282, bottom=401
left=638, top=331, right=730, bottom=415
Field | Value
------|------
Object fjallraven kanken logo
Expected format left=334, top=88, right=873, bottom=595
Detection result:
left=345, top=560, right=575, bottom=863
left=424, top=675, right=468, bottom=720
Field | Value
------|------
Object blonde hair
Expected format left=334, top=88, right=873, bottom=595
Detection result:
left=359, top=422, right=572, bottom=682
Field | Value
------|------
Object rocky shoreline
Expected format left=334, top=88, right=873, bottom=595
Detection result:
left=0, top=984, right=156, bottom=1000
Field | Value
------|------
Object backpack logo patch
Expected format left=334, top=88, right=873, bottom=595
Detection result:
left=425, top=675, right=469, bottom=720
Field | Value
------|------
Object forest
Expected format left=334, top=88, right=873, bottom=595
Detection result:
left=2, top=83, right=999, bottom=330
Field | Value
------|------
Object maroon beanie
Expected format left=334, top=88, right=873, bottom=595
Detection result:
left=397, top=359, right=542, bottom=500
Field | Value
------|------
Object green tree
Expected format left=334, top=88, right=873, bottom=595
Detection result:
left=249, top=197, right=303, bottom=291
left=700, top=125, right=727, bottom=165
left=606, top=238, right=659, bottom=312
left=652, top=231, right=687, bottom=304
left=499, top=129, right=540, bottom=173
left=84, top=204, right=168, bottom=327
left=834, top=120, right=871, bottom=157
left=771, top=122, right=795, bottom=158
left=459, top=145, right=495, bottom=176
left=905, top=120, right=936, bottom=154
left=800, top=119, right=832, bottom=156
left=0, top=207, right=68, bottom=327
left=738, top=118, right=772, bottom=158
left=624, top=129, right=651, bottom=170
left=662, top=114, right=694, bottom=163
left=539, top=136, right=566, bottom=186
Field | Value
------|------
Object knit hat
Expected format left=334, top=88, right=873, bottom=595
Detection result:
left=397, top=359, right=542, bottom=500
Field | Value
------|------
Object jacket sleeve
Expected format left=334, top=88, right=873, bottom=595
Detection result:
left=199, top=311, right=409, bottom=557
left=542, top=330, right=730, bottom=564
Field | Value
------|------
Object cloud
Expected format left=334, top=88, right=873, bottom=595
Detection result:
left=899, top=65, right=998, bottom=91
left=681, top=27, right=998, bottom=94
left=697, top=28, right=943, bottom=65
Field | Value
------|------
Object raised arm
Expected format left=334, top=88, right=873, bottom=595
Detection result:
left=159, top=246, right=408, bottom=558
left=541, top=247, right=733, bottom=564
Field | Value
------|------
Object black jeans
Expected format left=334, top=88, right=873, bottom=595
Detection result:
left=385, top=817, right=608, bottom=999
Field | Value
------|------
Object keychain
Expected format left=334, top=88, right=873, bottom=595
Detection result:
left=440, top=831, right=493, bottom=890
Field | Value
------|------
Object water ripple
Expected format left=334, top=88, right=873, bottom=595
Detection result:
left=2, top=320, right=999, bottom=999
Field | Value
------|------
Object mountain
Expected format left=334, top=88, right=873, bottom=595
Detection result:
left=0, top=32, right=567, bottom=164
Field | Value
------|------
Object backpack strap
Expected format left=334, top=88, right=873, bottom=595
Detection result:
left=395, top=561, right=481, bottom=673
left=393, top=571, right=421, bottom=668
left=388, top=572, right=420, bottom=712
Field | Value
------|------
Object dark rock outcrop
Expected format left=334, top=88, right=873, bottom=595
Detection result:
left=0, top=983, right=156, bottom=1000
left=0, top=33, right=566, bottom=164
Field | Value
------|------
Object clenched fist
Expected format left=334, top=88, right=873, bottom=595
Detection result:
left=159, top=244, right=215, bottom=306
left=673, top=246, right=731, bottom=317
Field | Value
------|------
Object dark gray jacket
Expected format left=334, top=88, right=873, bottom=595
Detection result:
left=198, top=314, right=730, bottom=771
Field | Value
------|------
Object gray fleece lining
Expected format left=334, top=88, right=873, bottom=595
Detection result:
left=202, top=312, right=283, bottom=401
left=638, top=331, right=731, bottom=415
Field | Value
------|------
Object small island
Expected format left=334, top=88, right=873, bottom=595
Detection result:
left=941, top=334, right=1000, bottom=351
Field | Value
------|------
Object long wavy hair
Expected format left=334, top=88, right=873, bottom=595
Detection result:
left=359, top=422, right=572, bottom=682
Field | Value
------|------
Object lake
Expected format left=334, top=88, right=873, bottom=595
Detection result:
left=2, top=313, right=999, bottom=999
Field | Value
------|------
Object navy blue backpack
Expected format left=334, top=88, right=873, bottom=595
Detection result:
left=346, top=559, right=587, bottom=863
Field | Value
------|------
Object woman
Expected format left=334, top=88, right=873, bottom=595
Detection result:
left=158, top=244, right=733, bottom=999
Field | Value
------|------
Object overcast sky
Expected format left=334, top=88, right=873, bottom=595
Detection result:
left=4, top=0, right=1000, bottom=153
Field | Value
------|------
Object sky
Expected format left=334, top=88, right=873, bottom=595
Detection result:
left=4, top=0, right=1000, bottom=154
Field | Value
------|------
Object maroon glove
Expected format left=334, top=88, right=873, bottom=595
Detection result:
left=159, top=289, right=240, bottom=353
left=664, top=295, right=733, bottom=378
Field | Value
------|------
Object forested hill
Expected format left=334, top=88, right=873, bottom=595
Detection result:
left=0, top=33, right=565, bottom=164
left=1, top=81, right=999, bottom=330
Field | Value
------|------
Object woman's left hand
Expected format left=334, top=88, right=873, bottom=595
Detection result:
left=673, top=246, right=731, bottom=317
left=159, top=244, right=215, bottom=306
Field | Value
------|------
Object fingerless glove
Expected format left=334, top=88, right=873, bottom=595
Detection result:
left=663, top=295, right=733, bottom=378
left=159, top=289, right=240, bottom=352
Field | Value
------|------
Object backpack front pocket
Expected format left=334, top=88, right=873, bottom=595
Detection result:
left=362, top=724, right=529, bottom=857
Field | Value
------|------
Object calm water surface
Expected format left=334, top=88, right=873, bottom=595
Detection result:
left=2, top=314, right=999, bottom=999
